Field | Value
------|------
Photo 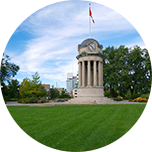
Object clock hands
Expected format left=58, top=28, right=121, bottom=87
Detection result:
left=88, top=43, right=96, bottom=51
left=89, top=44, right=94, bottom=49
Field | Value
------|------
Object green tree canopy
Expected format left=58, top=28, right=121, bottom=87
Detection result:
left=49, top=88, right=60, bottom=99
left=19, top=72, right=46, bottom=98
left=124, top=46, right=148, bottom=95
left=103, top=45, right=151, bottom=97
left=32, top=71, right=41, bottom=85
left=0, top=54, right=19, bottom=84
left=143, top=49, right=151, bottom=92
left=8, top=79, right=20, bottom=98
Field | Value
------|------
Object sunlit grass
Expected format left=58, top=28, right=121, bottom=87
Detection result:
left=0, top=104, right=152, bottom=152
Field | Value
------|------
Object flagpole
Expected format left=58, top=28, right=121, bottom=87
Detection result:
left=89, top=3, right=91, bottom=39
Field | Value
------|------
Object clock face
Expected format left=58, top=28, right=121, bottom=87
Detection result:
left=88, top=43, right=96, bottom=51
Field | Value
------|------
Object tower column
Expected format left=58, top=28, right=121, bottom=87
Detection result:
left=94, top=61, right=97, bottom=86
left=98, top=61, right=101, bottom=86
left=87, top=61, right=91, bottom=86
left=99, top=61, right=103, bottom=87
left=101, top=61, right=103, bottom=86
left=82, top=61, right=85, bottom=87
left=78, top=61, right=82, bottom=87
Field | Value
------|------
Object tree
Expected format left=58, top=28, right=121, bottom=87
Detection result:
left=32, top=72, right=41, bottom=85
left=103, top=45, right=151, bottom=97
left=103, top=46, right=119, bottom=97
left=19, top=72, right=46, bottom=98
left=19, top=77, right=33, bottom=98
left=144, top=43, right=152, bottom=95
left=115, top=45, right=130, bottom=97
left=0, top=54, right=19, bottom=83
left=123, top=46, right=150, bottom=95
left=1, top=83, right=10, bottom=101
left=49, top=88, right=59, bottom=99
left=8, top=79, right=20, bottom=98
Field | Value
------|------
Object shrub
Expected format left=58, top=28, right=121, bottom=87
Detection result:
left=141, top=94, right=149, bottom=99
left=17, top=98, right=28, bottom=103
left=39, top=97, right=47, bottom=103
left=50, top=88, right=60, bottom=99
left=58, top=90, right=72, bottom=99
left=130, top=94, right=141, bottom=100
left=104, top=91, right=111, bottom=98
left=131, top=97, right=148, bottom=102
left=123, top=92, right=131, bottom=99
left=57, top=99, right=66, bottom=102
left=26, top=96, right=38, bottom=103
left=17, top=97, right=47, bottom=104
left=59, top=94, right=72, bottom=99
left=113, top=98, right=123, bottom=101
left=10, top=98, right=18, bottom=101
left=3, top=95, right=10, bottom=102
left=113, top=92, right=119, bottom=98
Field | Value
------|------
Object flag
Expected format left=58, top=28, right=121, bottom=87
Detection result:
left=89, top=7, right=95, bottom=23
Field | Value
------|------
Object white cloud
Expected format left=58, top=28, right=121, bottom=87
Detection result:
left=7, top=1, right=142, bottom=87
left=94, top=0, right=152, bottom=31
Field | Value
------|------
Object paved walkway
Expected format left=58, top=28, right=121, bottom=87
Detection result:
left=6, top=100, right=146, bottom=106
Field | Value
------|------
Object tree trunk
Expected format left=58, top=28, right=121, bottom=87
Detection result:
left=130, top=88, right=134, bottom=96
left=111, top=88, right=115, bottom=97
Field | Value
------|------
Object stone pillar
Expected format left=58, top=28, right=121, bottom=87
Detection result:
left=87, top=61, right=91, bottom=86
left=99, top=61, right=103, bottom=87
left=85, top=61, right=87, bottom=86
left=78, top=61, right=82, bottom=87
left=101, top=61, right=103, bottom=86
left=94, top=61, right=97, bottom=86
left=98, top=61, right=101, bottom=86
left=91, top=61, right=93, bottom=86
left=82, top=61, right=85, bottom=87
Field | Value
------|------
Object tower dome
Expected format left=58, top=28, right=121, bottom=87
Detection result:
left=79, top=38, right=103, bottom=49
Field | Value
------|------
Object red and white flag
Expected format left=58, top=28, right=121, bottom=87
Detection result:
left=89, top=7, right=95, bottom=23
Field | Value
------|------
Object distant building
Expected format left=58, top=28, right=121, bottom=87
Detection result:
left=66, top=73, right=77, bottom=93
left=42, top=84, right=50, bottom=91
left=55, top=88, right=64, bottom=93
left=67, top=73, right=73, bottom=78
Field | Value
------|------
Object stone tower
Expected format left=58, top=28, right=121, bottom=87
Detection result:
left=70, top=38, right=109, bottom=103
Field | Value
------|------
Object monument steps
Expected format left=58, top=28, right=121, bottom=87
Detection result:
left=69, top=97, right=113, bottom=104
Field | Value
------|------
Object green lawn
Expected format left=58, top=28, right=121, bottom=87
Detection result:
left=7, top=104, right=146, bottom=151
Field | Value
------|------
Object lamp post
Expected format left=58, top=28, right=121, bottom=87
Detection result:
left=1, top=85, right=3, bottom=103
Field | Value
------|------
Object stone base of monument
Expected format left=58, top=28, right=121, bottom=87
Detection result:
left=69, top=88, right=113, bottom=104
left=69, top=97, right=113, bottom=104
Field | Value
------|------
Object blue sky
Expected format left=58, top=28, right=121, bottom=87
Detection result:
left=4, top=0, right=145, bottom=88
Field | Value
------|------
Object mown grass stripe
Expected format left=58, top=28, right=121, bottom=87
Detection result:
left=7, top=104, right=146, bottom=151
left=51, top=108, right=104, bottom=150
